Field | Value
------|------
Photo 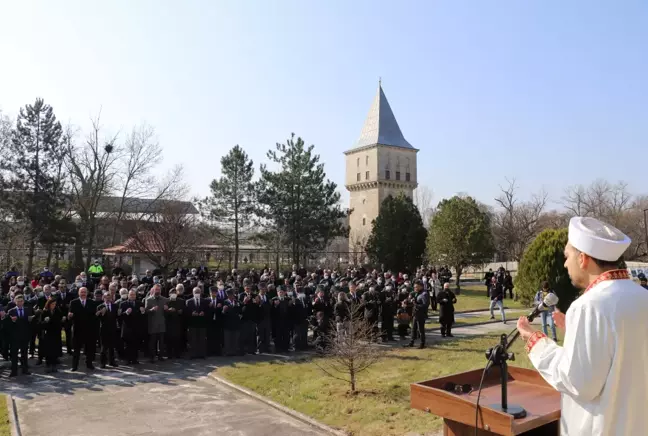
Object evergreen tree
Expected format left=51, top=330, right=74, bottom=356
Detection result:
left=514, top=228, right=611, bottom=312
left=202, top=145, right=256, bottom=268
left=365, top=194, right=427, bottom=272
left=258, top=134, right=347, bottom=264
left=427, top=195, right=495, bottom=288
left=0, top=98, right=65, bottom=274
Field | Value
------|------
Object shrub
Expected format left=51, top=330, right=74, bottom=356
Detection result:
left=515, top=228, right=579, bottom=312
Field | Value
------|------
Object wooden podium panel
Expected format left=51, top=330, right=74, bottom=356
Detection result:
left=411, top=367, right=560, bottom=436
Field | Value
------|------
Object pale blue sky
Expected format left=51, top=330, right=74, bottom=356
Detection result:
left=0, top=1, right=646, bottom=209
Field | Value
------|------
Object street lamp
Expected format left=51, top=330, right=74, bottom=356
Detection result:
left=643, top=209, right=648, bottom=257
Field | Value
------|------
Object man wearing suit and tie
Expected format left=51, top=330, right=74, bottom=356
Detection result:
left=96, top=291, right=119, bottom=368
left=57, top=280, right=76, bottom=355
left=185, top=287, right=208, bottom=358
left=206, top=285, right=225, bottom=356
left=119, top=290, right=144, bottom=364
left=68, top=287, right=98, bottom=371
left=7, top=294, right=34, bottom=377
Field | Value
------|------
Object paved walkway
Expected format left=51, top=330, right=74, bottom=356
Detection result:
left=0, top=310, right=539, bottom=436
left=0, top=357, right=328, bottom=436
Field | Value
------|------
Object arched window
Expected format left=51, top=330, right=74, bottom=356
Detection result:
left=365, top=155, right=369, bottom=165
left=362, top=217, right=366, bottom=226
left=356, top=157, right=360, bottom=167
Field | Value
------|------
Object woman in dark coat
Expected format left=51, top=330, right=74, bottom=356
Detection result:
left=436, top=283, right=457, bottom=338
left=40, top=298, right=63, bottom=372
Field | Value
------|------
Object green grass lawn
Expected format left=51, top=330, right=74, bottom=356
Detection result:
left=0, top=395, right=10, bottom=436
left=445, top=284, right=527, bottom=313
left=218, top=330, right=563, bottom=436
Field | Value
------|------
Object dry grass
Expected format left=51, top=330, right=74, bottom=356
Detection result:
left=218, top=331, right=562, bottom=436
left=0, top=395, right=10, bottom=436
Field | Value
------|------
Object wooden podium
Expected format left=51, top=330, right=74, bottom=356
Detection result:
left=411, top=366, right=560, bottom=436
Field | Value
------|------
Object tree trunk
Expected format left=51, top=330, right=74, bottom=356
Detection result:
left=46, top=243, right=53, bottom=268
left=455, top=264, right=462, bottom=294
left=234, top=215, right=239, bottom=269
left=5, top=241, right=13, bottom=271
left=26, top=235, right=36, bottom=277
left=73, top=227, right=85, bottom=273
left=85, top=222, right=96, bottom=271
left=350, top=368, right=356, bottom=392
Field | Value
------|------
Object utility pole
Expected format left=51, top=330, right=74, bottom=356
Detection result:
left=643, top=209, right=648, bottom=257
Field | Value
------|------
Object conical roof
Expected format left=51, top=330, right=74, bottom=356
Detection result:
left=353, top=82, right=413, bottom=150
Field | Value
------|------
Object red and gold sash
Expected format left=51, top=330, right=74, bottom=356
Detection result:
left=584, top=269, right=630, bottom=294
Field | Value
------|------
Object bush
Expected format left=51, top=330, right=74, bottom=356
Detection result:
left=515, top=228, right=579, bottom=312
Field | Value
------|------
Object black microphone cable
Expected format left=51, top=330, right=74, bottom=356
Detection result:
left=474, top=346, right=497, bottom=436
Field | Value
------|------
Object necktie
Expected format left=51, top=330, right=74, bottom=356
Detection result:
left=108, top=303, right=111, bottom=312
left=82, top=300, right=85, bottom=307
left=19, top=308, right=23, bottom=318
left=195, top=298, right=199, bottom=307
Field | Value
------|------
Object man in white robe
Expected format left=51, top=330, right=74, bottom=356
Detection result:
left=517, top=216, right=648, bottom=435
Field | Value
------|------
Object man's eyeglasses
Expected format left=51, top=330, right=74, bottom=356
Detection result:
left=442, top=382, right=473, bottom=395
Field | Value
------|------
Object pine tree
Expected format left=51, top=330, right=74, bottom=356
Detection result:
left=514, top=228, right=607, bottom=312
left=365, top=194, right=427, bottom=272
left=258, top=134, right=347, bottom=265
left=202, top=145, right=256, bottom=268
left=427, top=195, right=495, bottom=288
left=0, top=98, right=65, bottom=274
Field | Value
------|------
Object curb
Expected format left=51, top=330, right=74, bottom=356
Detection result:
left=209, top=373, right=348, bottom=436
left=453, top=306, right=518, bottom=314
left=6, top=395, right=21, bottom=436
left=428, top=320, right=504, bottom=331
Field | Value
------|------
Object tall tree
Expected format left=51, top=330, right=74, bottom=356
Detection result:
left=515, top=228, right=584, bottom=312
left=65, top=115, right=119, bottom=271
left=110, top=123, right=162, bottom=245
left=492, top=178, right=548, bottom=261
left=201, top=145, right=256, bottom=269
left=427, top=195, right=495, bottom=288
left=0, top=99, right=65, bottom=274
left=127, top=177, right=203, bottom=274
left=413, top=185, right=435, bottom=228
left=258, top=134, right=347, bottom=264
left=365, top=194, right=427, bottom=272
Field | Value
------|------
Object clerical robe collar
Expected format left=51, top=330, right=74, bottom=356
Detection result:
left=585, top=269, right=630, bottom=294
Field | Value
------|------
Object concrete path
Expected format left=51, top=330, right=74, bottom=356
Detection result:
left=0, top=357, right=328, bottom=436
left=0, top=310, right=541, bottom=436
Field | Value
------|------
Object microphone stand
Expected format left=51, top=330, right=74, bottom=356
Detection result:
left=483, top=327, right=527, bottom=419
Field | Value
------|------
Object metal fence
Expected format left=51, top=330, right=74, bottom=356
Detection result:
left=0, top=244, right=521, bottom=281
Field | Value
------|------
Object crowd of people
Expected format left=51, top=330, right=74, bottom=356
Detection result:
left=0, top=264, right=463, bottom=377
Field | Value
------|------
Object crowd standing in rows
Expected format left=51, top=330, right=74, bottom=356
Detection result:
left=0, top=263, right=464, bottom=377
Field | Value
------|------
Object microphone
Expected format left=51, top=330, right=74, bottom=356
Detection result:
left=526, top=293, right=559, bottom=322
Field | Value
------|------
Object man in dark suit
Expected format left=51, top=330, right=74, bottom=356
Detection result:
left=68, top=287, right=98, bottom=371
left=407, top=280, right=429, bottom=349
left=57, top=280, right=76, bottom=355
left=256, top=283, right=272, bottom=353
left=119, top=290, right=143, bottom=364
left=185, top=287, right=207, bottom=358
left=96, top=292, right=119, bottom=368
left=206, top=286, right=224, bottom=356
left=7, top=294, right=34, bottom=376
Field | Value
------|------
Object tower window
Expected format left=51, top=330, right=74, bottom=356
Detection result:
left=365, top=155, right=369, bottom=165
left=406, top=172, right=411, bottom=181
left=396, top=171, right=401, bottom=180
left=356, top=173, right=360, bottom=181
left=356, top=157, right=359, bottom=167
left=365, top=171, right=369, bottom=180
left=385, top=170, right=390, bottom=180
left=362, top=217, right=366, bottom=226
